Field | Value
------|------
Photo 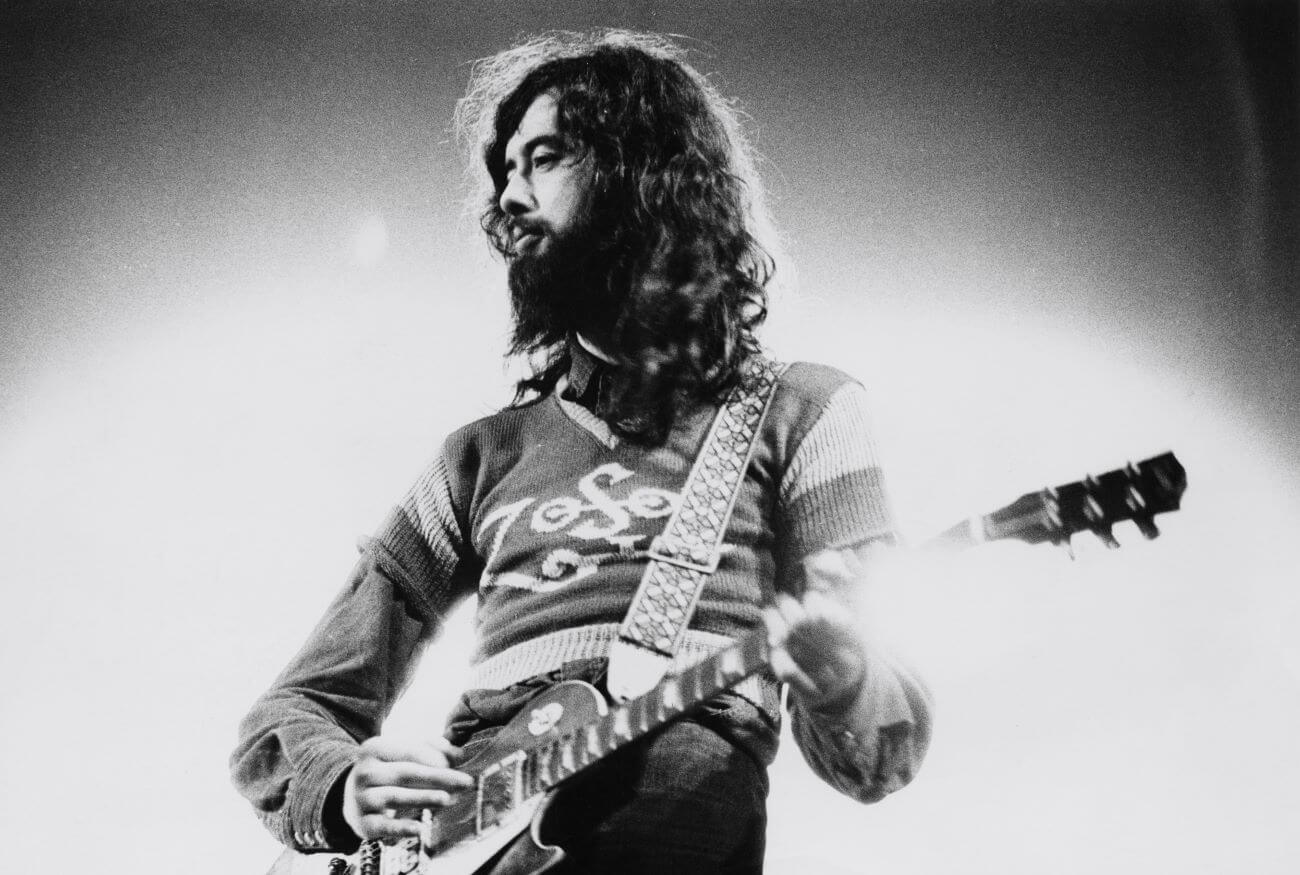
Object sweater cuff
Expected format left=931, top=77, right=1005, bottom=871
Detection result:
left=805, top=644, right=923, bottom=795
left=289, top=742, right=359, bottom=853
left=811, top=643, right=914, bottom=726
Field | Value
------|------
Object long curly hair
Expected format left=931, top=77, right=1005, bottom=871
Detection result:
left=456, top=31, right=778, bottom=444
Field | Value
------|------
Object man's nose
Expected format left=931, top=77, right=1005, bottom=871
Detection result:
left=499, top=172, right=534, bottom=217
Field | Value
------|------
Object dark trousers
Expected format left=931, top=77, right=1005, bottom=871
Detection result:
left=531, top=719, right=769, bottom=874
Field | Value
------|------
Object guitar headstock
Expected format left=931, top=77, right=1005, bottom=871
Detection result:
left=983, top=452, right=1186, bottom=549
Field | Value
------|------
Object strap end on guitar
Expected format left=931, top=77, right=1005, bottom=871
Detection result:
left=607, top=639, right=673, bottom=703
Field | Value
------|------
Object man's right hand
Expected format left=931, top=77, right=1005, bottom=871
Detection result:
left=342, top=736, right=474, bottom=841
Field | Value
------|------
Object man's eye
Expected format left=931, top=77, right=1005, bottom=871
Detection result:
left=533, top=152, right=559, bottom=168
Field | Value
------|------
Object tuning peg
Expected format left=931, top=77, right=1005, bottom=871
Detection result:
left=1132, top=514, right=1161, bottom=540
left=1123, top=466, right=1148, bottom=511
left=1125, top=483, right=1146, bottom=512
left=1083, top=491, right=1104, bottom=522
left=1093, top=524, right=1120, bottom=549
left=1059, top=536, right=1076, bottom=560
left=1043, top=486, right=1061, bottom=520
left=1082, top=484, right=1110, bottom=528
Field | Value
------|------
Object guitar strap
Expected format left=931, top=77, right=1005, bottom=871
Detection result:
left=607, top=355, right=786, bottom=703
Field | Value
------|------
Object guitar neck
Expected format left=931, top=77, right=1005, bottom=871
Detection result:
left=922, top=516, right=989, bottom=551
left=922, top=502, right=1057, bottom=551
left=921, top=452, right=1186, bottom=552
left=515, top=630, right=771, bottom=797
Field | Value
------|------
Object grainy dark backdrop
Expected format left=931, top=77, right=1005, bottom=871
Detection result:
left=2, top=3, right=1296, bottom=874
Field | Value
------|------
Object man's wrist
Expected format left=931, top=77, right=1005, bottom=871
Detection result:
left=321, top=766, right=362, bottom=852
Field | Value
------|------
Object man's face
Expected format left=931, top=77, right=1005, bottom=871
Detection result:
left=501, top=91, right=623, bottom=345
left=499, top=92, right=592, bottom=260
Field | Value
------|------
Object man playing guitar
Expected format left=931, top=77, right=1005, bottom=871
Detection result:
left=232, top=30, right=932, bottom=874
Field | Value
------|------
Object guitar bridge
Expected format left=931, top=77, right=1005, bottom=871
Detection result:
left=476, top=750, right=527, bottom=835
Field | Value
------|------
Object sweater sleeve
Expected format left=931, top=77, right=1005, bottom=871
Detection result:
left=777, top=380, right=933, bottom=803
left=229, top=448, right=479, bottom=853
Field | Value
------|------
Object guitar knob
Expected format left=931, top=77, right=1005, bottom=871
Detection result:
left=327, top=857, right=350, bottom=875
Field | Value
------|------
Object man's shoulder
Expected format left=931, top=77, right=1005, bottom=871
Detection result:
left=441, top=398, right=555, bottom=457
left=772, top=359, right=864, bottom=409
left=756, top=358, right=875, bottom=456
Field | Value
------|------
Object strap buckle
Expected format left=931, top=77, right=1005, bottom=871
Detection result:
left=647, top=536, right=721, bottom=575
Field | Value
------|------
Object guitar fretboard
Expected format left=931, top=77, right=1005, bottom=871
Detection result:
left=521, top=631, right=769, bottom=797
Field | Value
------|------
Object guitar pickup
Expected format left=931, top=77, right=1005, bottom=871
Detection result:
left=476, top=751, right=527, bottom=835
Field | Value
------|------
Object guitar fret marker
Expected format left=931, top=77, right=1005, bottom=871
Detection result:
left=613, top=707, right=631, bottom=740
left=721, top=647, right=742, bottom=678
left=662, top=679, right=682, bottom=712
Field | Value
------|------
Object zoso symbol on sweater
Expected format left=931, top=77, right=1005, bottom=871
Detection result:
left=481, top=462, right=681, bottom=593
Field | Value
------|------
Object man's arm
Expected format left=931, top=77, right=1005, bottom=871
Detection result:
left=769, top=545, right=933, bottom=803
left=230, top=544, right=440, bottom=852
left=771, top=371, right=932, bottom=802
left=232, top=446, right=480, bottom=851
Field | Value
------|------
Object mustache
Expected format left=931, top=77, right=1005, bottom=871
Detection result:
left=510, top=219, right=547, bottom=234
left=508, top=219, right=547, bottom=241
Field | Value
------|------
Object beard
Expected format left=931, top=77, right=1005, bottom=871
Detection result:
left=507, top=218, right=624, bottom=352
left=505, top=214, right=752, bottom=445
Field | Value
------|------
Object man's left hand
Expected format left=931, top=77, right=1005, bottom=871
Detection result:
left=763, top=588, right=869, bottom=712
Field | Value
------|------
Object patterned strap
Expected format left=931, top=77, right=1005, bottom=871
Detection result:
left=608, top=356, right=786, bottom=702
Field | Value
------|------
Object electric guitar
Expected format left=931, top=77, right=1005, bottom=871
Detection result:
left=270, top=451, right=1186, bottom=875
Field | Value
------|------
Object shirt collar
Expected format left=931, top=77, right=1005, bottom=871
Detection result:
left=563, top=334, right=620, bottom=413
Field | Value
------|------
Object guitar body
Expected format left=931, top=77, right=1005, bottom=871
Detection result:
left=270, top=680, right=609, bottom=875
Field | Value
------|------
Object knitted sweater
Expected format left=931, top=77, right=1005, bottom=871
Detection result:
left=231, top=351, right=931, bottom=853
